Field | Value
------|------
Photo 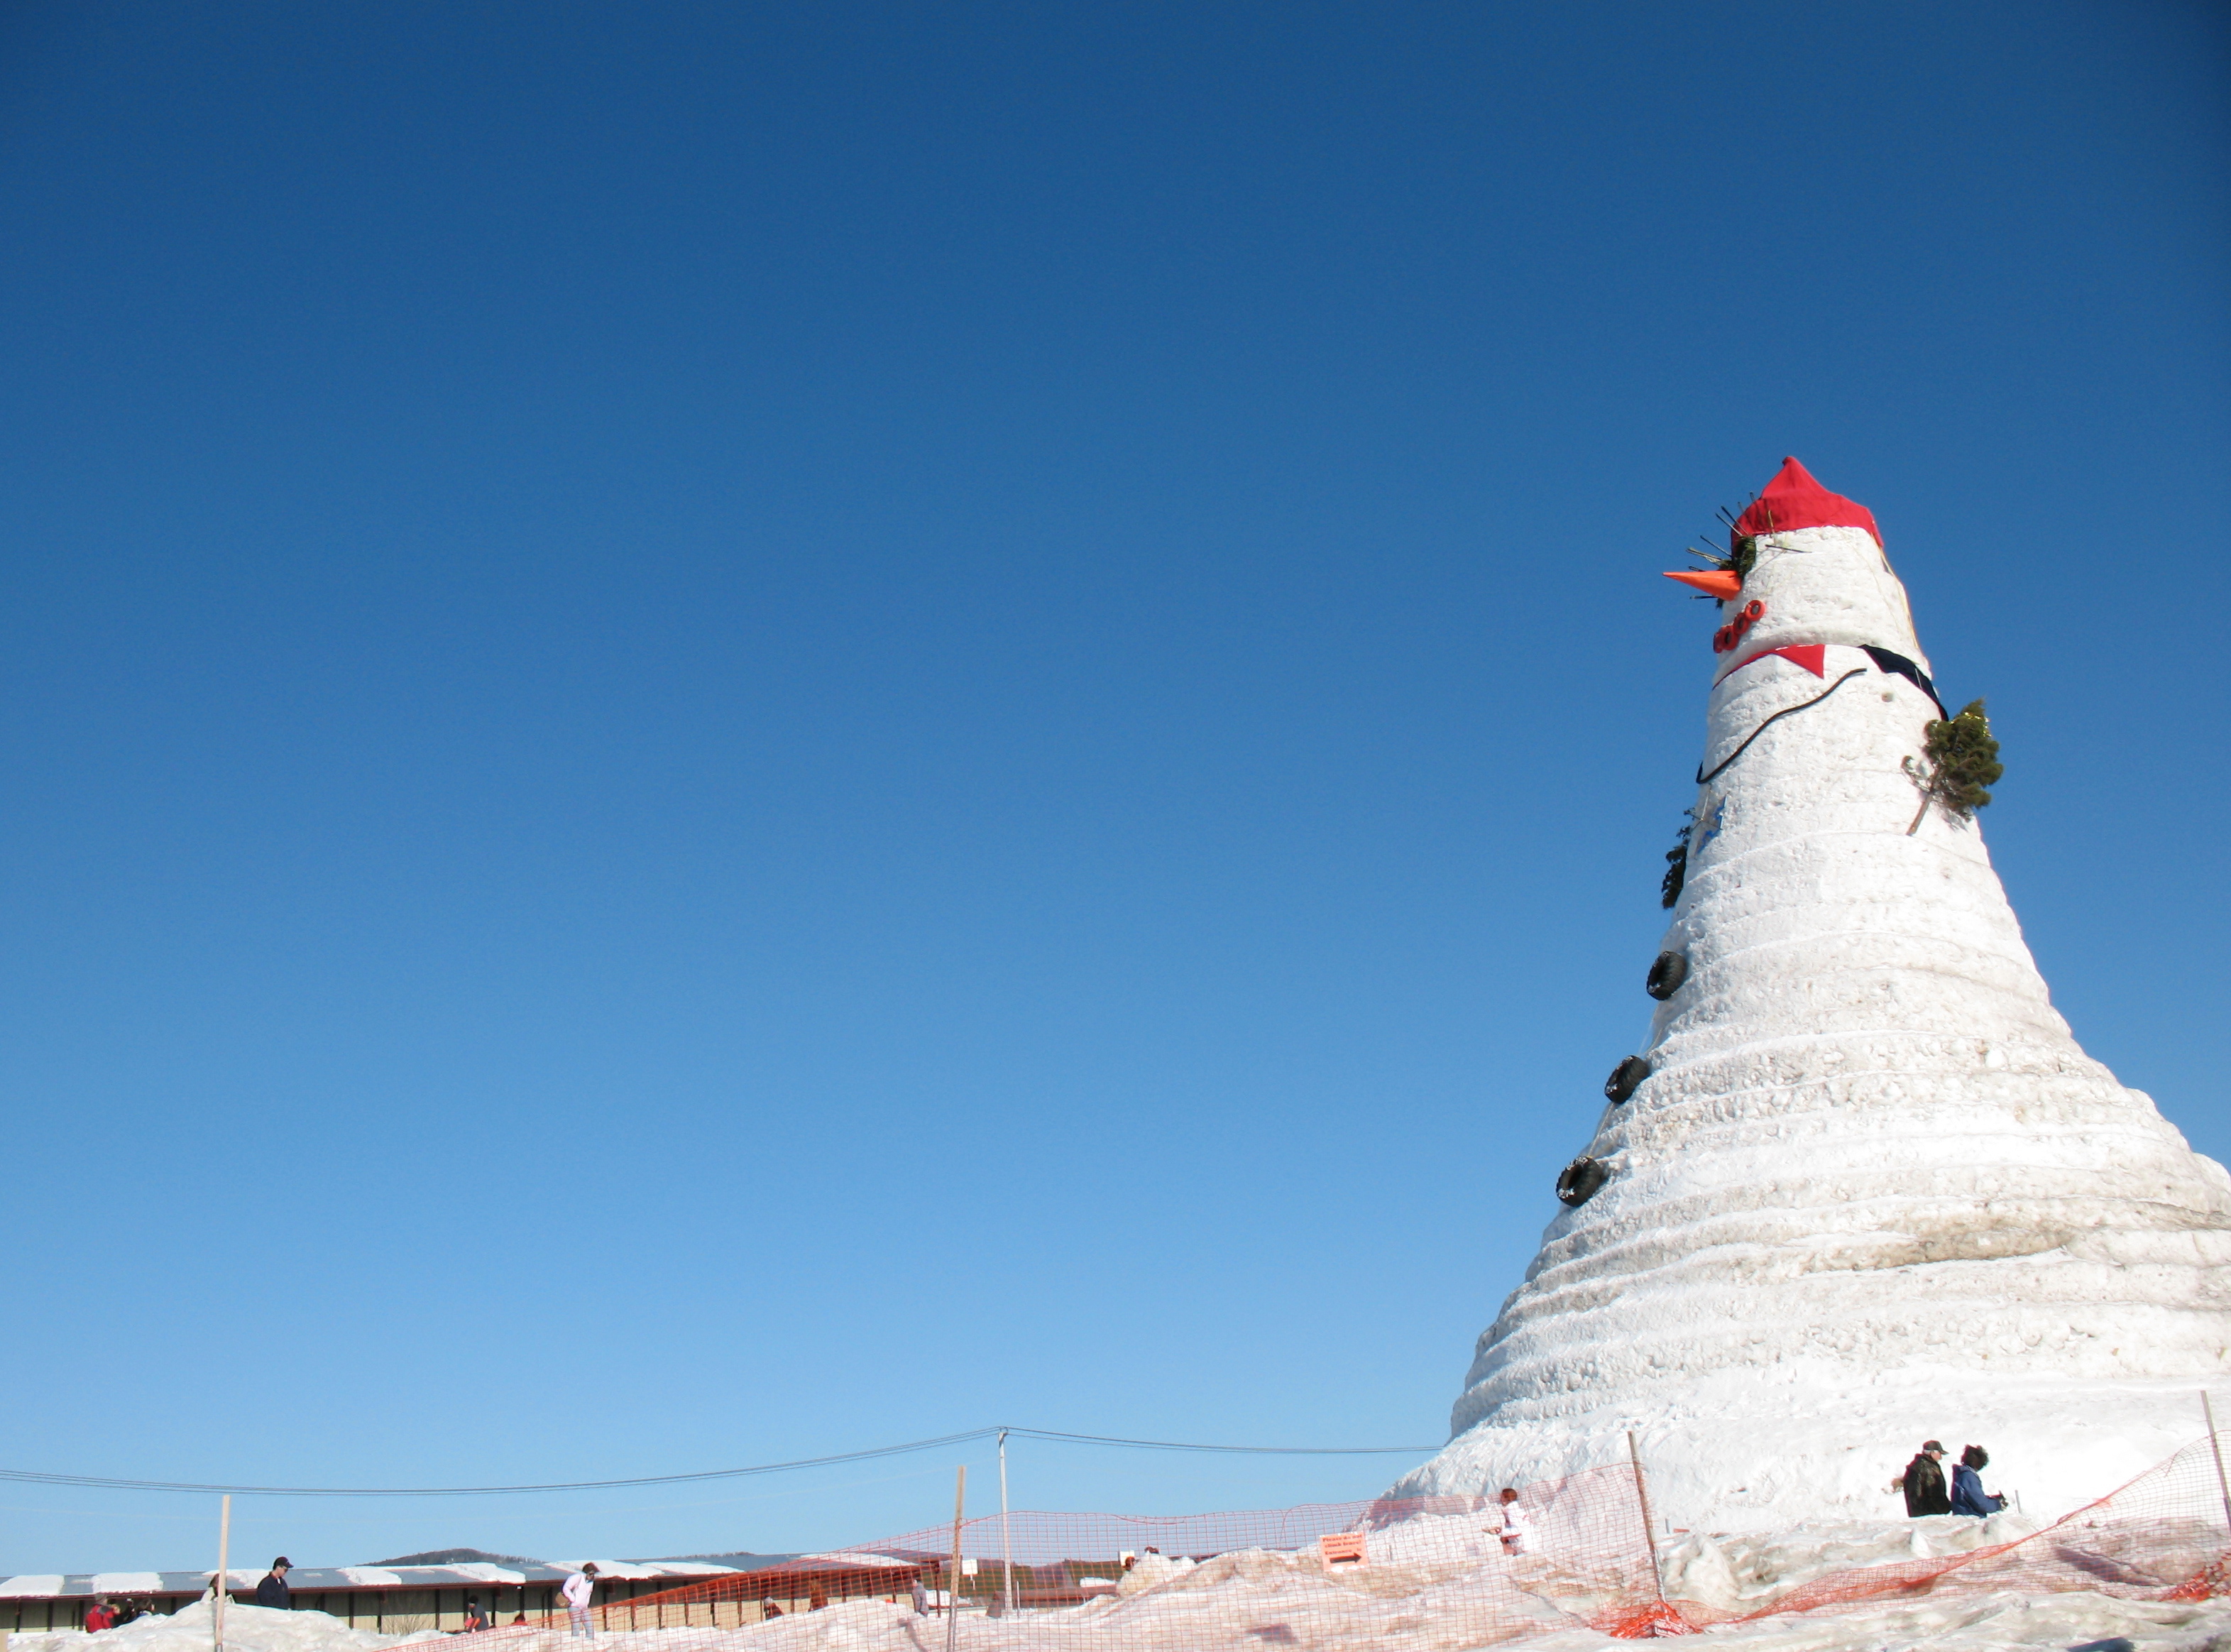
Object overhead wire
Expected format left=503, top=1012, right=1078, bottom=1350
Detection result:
left=0, top=1427, right=1439, bottom=1497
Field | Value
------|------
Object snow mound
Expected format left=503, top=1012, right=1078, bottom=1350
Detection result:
left=1656, top=1511, right=2040, bottom=1613
left=10, top=1602, right=437, bottom=1652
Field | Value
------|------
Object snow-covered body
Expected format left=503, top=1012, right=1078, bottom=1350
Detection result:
left=1396, top=461, right=2231, bottom=1531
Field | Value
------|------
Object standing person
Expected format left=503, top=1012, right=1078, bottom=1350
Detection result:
left=1951, top=1445, right=2007, bottom=1516
left=84, top=1600, right=116, bottom=1632
left=256, top=1560, right=292, bottom=1610
left=561, top=1564, right=600, bottom=1639
left=461, top=1597, right=488, bottom=1634
left=1901, top=1442, right=1951, bottom=1516
left=1494, top=1488, right=1534, bottom=1556
left=910, top=1575, right=928, bottom=1616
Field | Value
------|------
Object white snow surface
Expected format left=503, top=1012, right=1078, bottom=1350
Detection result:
left=1518, top=1590, right=2231, bottom=1651
left=352, top=1592, right=2231, bottom=1651
left=9, top=1602, right=437, bottom=1652
left=22, top=1524, right=2227, bottom=1652
left=1394, top=524, right=2231, bottom=1531
left=61, top=1526, right=2218, bottom=1652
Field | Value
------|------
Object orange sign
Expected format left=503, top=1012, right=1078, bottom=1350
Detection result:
left=1317, top=1533, right=1366, bottom=1568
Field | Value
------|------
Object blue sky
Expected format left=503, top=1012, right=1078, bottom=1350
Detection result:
left=1, top=0, right=2224, bottom=1572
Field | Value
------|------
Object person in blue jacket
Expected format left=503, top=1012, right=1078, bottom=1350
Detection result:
left=1951, top=1445, right=2006, bottom=1516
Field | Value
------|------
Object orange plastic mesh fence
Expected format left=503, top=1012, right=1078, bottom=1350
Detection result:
left=1673, top=1431, right=2231, bottom=1631
left=539, top=1464, right=1662, bottom=1648
left=472, top=1437, right=2228, bottom=1648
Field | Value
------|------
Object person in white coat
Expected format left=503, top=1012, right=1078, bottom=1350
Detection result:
left=561, top=1564, right=600, bottom=1639
left=1495, top=1489, right=1533, bottom=1557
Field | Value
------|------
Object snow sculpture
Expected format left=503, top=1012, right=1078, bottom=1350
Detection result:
left=1397, top=459, right=2231, bottom=1531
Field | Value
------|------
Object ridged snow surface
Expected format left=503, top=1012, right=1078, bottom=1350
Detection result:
left=1396, top=523, right=2231, bottom=1530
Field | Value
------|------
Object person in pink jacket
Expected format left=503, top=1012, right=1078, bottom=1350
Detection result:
left=561, top=1564, right=600, bottom=1639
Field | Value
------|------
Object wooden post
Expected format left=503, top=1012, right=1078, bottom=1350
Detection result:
left=946, top=1464, right=967, bottom=1652
left=2203, top=1391, right=2231, bottom=1537
left=213, top=1494, right=231, bottom=1652
left=998, top=1431, right=1014, bottom=1617
left=1626, top=1431, right=1667, bottom=1605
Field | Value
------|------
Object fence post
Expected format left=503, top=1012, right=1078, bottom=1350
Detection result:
left=2203, top=1391, right=2231, bottom=1537
left=998, top=1431, right=1014, bottom=1617
left=1626, top=1431, right=1667, bottom=1606
left=947, top=1463, right=967, bottom=1652
left=213, top=1494, right=231, bottom=1652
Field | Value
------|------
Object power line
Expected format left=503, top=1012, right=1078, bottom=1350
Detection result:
left=0, top=1427, right=1438, bottom=1497
left=0, top=1431, right=994, bottom=1498
left=1008, top=1428, right=1435, bottom=1457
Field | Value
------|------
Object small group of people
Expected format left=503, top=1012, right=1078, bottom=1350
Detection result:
left=456, top=1595, right=533, bottom=1632
left=1901, top=1440, right=2006, bottom=1517
left=182, top=1553, right=579, bottom=1636
left=241, top=1556, right=517, bottom=1636
left=82, top=1600, right=146, bottom=1631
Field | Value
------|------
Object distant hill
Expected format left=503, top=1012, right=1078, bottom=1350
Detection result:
left=361, top=1545, right=816, bottom=1571
left=644, top=1553, right=800, bottom=1572
left=371, top=1549, right=542, bottom=1567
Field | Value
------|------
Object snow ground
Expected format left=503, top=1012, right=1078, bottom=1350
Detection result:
left=1655, top=1511, right=2043, bottom=1612
left=460, top=1587, right=2231, bottom=1651
left=8, top=1601, right=437, bottom=1652
left=1513, top=1590, right=2231, bottom=1651
left=26, top=1522, right=2223, bottom=1652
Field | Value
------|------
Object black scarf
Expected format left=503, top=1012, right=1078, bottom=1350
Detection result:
left=1859, top=646, right=1946, bottom=718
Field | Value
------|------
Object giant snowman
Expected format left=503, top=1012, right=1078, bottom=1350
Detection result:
left=1395, top=459, right=2231, bottom=1531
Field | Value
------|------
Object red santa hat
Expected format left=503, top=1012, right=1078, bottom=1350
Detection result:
left=1731, top=457, right=1881, bottom=549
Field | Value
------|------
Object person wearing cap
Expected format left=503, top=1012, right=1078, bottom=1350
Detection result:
left=1901, top=1442, right=1951, bottom=1516
left=561, top=1563, right=600, bottom=1639
left=255, top=1560, right=292, bottom=1610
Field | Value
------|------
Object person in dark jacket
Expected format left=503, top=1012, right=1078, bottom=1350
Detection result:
left=255, top=1559, right=292, bottom=1609
left=1951, top=1445, right=2006, bottom=1516
left=1901, top=1442, right=1950, bottom=1516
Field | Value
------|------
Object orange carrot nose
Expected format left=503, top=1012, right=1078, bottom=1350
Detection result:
left=1663, top=569, right=1743, bottom=600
